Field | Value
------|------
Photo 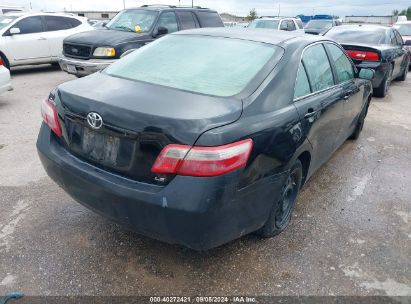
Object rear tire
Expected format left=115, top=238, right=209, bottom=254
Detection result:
left=255, top=159, right=303, bottom=238
left=374, top=66, right=393, bottom=98
left=350, top=98, right=370, bottom=140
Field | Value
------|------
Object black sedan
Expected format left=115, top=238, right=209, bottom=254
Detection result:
left=325, top=25, right=409, bottom=97
left=37, top=29, right=373, bottom=250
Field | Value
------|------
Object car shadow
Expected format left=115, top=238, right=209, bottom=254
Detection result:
left=10, top=64, right=62, bottom=75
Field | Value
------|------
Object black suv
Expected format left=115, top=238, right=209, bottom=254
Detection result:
left=59, top=5, right=224, bottom=76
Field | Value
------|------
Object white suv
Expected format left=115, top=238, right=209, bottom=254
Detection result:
left=0, top=12, right=93, bottom=69
left=248, top=17, right=304, bottom=33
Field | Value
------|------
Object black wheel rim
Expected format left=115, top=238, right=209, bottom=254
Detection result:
left=275, top=171, right=299, bottom=228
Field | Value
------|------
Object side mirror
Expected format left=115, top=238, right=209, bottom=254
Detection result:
left=358, top=68, right=375, bottom=80
left=154, top=26, right=168, bottom=37
left=9, top=27, right=21, bottom=35
left=404, top=40, right=411, bottom=46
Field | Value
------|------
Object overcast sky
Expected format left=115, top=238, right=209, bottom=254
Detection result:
left=6, top=0, right=411, bottom=18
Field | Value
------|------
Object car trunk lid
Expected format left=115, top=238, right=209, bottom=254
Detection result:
left=55, top=72, right=243, bottom=185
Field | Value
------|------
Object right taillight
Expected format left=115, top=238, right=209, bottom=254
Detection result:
left=41, top=99, right=62, bottom=137
left=151, top=139, right=253, bottom=177
left=0, top=57, right=3, bottom=66
left=346, top=50, right=380, bottom=61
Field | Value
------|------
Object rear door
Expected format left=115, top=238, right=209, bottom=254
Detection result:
left=325, top=42, right=362, bottom=142
left=293, top=43, right=344, bottom=172
left=389, top=29, right=405, bottom=77
left=4, top=16, right=51, bottom=63
left=44, top=16, right=80, bottom=58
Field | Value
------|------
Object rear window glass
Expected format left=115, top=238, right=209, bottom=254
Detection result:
left=196, top=11, right=223, bottom=27
left=249, top=19, right=280, bottom=29
left=106, top=35, right=280, bottom=97
left=325, top=27, right=384, bottom=44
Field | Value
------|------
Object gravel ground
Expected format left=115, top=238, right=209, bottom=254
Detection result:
left=0, top=65, right=410, bottom=296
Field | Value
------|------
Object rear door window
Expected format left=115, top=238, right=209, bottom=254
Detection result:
left=176, top=11, right=198, bottom=30
left=14, top=16, right=44, bottom=34
left=45, top=16, right=74, bottom=31
left=302, top=44, right=335, bottom=92
left=196, top=11, right=223, bottom=27
left=157, top=12, right=178, bottom=33
left=294, top=63, right=311, bottom=99
left=326, top=43, right=354, bottom=83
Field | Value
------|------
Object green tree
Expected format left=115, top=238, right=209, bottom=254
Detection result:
left=392, top=9, right=399, bottom=16
left=247, top=8, right=258, bottom=21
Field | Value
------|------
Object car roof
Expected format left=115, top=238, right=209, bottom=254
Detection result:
left=174, top=28, right=327, bottom=46
left=5, top=11, right=83, bottom=18
left=328, top=24, right=389, bottom=32
left=126, top=5, right=217, bottom=12
left=255, top=17, right=299, bottom=20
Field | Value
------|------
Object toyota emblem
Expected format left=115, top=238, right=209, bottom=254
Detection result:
left=87, top=112, right=103, bottom=130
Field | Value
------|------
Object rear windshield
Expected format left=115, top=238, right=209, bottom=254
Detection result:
left=325, top=28, right=384, bottom=44
left=305, top=20, right=332, bottom=30
left=248, top=19, right=280, bottom=29
left=105, top=35, right=280, bottom=97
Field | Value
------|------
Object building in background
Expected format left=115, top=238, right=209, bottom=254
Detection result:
left=220, top=13, right=246, bottom=22
left=344, top=15, right=398, bottom=25
left=67, top=11, right=118, bottom=20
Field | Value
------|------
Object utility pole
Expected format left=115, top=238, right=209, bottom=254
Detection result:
left=123, top=0, right=126, bottom=9
left=278, top=4, right=280, bottom=17
left=192, top=0, right=193, bottom=8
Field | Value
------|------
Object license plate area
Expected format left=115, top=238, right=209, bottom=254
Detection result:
left=82, top=128, right=120, bottom=166
left=64, top=120, right=136, bottom=171
left=66, top=65, right=77, bottom=74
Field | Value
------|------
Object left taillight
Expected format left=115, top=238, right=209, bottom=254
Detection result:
left=0, top=57, right=3, bottom=66
left=151, top=139, right=253, bottom=177
left=41, top=99, right=62, bottom=137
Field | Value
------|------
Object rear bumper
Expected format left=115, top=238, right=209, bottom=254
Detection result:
left=37, top=124, right=286, bottom=250
left=0, top=66, right=12, bottom=94
left=58, top=56, right=116, bottom=77
left=356, top=61, right=388, bottom=89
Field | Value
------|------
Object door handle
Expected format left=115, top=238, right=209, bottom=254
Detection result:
left=343, top=90, right=353, bottom=101
left=304, top=108, right=317, bottom=119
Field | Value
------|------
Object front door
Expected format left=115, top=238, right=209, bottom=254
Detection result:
left=293, top=43, right=344, bottom=172
left=5, top=16, right=50, bottom=64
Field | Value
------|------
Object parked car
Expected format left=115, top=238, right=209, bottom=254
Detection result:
left=325, top=25, right=409, bottom=97
left=0, top=58, right=11, bottom=94
left=37, top=28, right=374, bottom=250
left=0, top=12, right=92, bottom=69
left=304, top=19, right=341, bottom=35
left=248, top=17, right=304, bottom=33
left=59, top=5, right=224, bottom=77
left=394, top=21, right=411, bottom=69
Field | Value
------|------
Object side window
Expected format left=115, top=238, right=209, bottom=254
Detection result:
left=176, top=12, right=198, bottom=30
left=394, top=30, right=404, bottom=45
left=294, top=62, right=311, bottom=99
left=302, top=44, right=335, bottom=92
left=14, top=16, right=44, bottom=34
left=45, top=16, right=73, bottom=31
left=389, top=30, right=398, bottom=46
left=287, top=20, right=296, bottom=31
left=196, top=11, right=224, bottom=27
left=157, top=12, right=178, bottom=33
left=326, top=43, right=354, bottom=83
left=279, top=20, right=287, bottom=30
